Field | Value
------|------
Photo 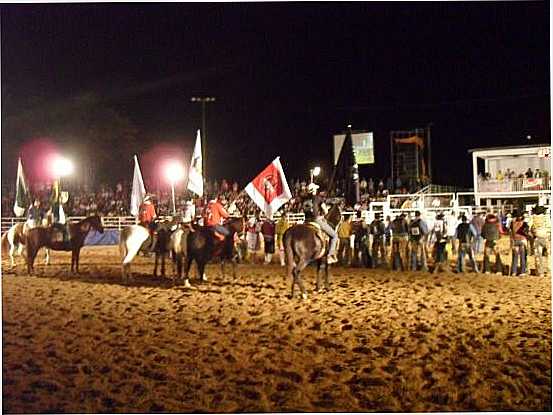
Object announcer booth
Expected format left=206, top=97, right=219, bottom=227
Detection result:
left=469, top=144, right=551, bottom=206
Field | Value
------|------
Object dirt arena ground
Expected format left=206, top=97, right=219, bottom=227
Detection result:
left=2, top=245, right=551, bottom=413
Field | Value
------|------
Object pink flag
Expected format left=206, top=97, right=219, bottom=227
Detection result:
left=245, top=157, right=292, bottom=218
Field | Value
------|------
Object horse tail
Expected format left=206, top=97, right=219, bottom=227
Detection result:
left=118, top=227, right=129, bottom=261
left=1, top=231, right=9, bottom=255
left=283, top=229, right=296, bottom=269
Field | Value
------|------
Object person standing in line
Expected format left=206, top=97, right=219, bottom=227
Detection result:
left=261, top=217, right=276, bottom=265
left=275, top=212, right=291, bottom=266
left=337, top=215, right=353, bottom=266
left=369, top=213, right=387, bottom=268
left=510, top=211, right=530, bottom=276
left=431, top=213, right=450, bottom=273
left=531, top=205, right=550, bottom=277
left=470, top=211, right=485, bottom=255
left=390, top=213, right=409, bottom=271
left=408, top=211, right=429, bottom=272
left=455, top=215, right=479, bottom=273
left=245, top=214, right=261, bottom=264
left=481, top=211, right=504, bottom=275
left=445, top=210, right=459, bottom=256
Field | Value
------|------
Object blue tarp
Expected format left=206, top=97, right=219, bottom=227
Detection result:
left=84, top=229, right=120, bottom=246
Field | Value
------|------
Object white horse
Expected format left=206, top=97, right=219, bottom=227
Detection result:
left=169, top=226, right=192, bottom=287
left=119, top=222, right=177, bottom=280
left=1, top=222, right=50, bottom=267
left=119, top=225, right=150, bottom=279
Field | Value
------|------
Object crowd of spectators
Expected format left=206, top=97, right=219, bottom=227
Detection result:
left=1, top=175, right=419, bottom=218
left=478, top=167, right=550, bottom=182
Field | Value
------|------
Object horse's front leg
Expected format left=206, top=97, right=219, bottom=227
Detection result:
left=183, top=256, right=192, bottom=288
left=153, top=253, right=159, bottom=277
left=220, top=259, right=225, bottom=278
left=324, top=262, right=331, bottom=291
left=26, top=244, right=38, bottom=275
left=71, top=249, right=80, bottom=274
left=9, top=245, right=16, bottom=267
left=161, top=253, right=166, bottom=278
left=44, top=248, right=50, bottom=265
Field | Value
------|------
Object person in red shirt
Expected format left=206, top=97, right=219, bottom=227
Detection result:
left=139, top=195, right=157, bottom=227
left=204, top=194, right=230, bottom=237
left=139, top=195, right=158, bottom=250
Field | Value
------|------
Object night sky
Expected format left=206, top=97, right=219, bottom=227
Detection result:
left=1, top=2, right=550, bottom=188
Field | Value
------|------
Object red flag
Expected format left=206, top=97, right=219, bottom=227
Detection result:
left=245, top=157, right=292, bottom=218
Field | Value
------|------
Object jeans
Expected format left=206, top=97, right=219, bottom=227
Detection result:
left=315, top=218, right=338, bottom=256
left=472, top=235, right=484, bottom=254
left=409, top=239, right=428, bottom=271
left=457, top=242, right=479, bottom=273
left=534, top=237, right=549, bottom=276
left=391, top=236, right=408, bottom=271
left=371, top=237, right=387, bottom=267
left=483, top=240, right=503, bottom=274
left=511, top=240, right=527, bottom=275
left=214, top=225, right=230, bottom=236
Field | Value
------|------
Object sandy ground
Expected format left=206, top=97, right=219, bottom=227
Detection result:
left=2, top=245, right=551, bottom=413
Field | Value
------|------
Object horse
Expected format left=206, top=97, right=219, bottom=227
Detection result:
left=119, top=219, right=177, bottom=280
left=282, top=203, right=342, bottom=299
left=26, top=215, right=104, bottom=274
left=176, top=217, right=245, bottom=286
left=2, top=222, right=50, bottom=267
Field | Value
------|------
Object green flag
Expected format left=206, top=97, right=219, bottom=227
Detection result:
left=13, top=158, right=30, bottom=217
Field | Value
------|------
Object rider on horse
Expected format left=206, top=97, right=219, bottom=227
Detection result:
left=139, top=194, right=158, bottom=250
left=204, top=194, right=230, bottom=238
left=49, top=199, right=70, bottom=244
left=304, top=183, right=338, bottom=264
left=26, top=199, right=45, bottom=229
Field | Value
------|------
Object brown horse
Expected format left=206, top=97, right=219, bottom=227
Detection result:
left=283, top=203, right=342, bottom=299
left=26, top=215, right=104, bottom=274
left=176, top=217, right=245, bottom=286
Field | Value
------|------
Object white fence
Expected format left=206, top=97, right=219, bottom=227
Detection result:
left=2, top=191, right=549, bottom=234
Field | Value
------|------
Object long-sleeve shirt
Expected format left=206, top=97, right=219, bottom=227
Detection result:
left=139, top=202, right=157, bottom=224
left=204, top=200, right=229, bottom=226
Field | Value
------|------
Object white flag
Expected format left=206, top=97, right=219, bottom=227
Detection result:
left=187, top=129, right=203, bottom=197
left=13, top=157, right=30, bottom=217
left=58, top=204, right=66, bottom=225
left=245, top=157, right=292, bottom=219
left=130, top=155, right=146, bottom=217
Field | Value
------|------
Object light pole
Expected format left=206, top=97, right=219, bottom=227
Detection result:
left=164, top=160, right=185, bottom=216
left=191, top=96, right=216, bottom=180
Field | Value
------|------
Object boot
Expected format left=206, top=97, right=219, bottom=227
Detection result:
left=327, top=253, right=338, bottom=264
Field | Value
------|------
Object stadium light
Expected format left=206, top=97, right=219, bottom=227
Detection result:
left=310, top=166, right=321, bottom=183
left=164, top=160, right=185, bottom=184
left=52, top=156, right=74, bottom=178
left=164, top=160, right=185, bottom=215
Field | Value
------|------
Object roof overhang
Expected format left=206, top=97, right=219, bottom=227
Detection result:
left=468, top=144, right=550, bottom=159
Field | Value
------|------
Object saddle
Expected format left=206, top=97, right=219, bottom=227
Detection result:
left=50, top=224, right=70, bottom=244
left=306, top=221, right=329, bottom=259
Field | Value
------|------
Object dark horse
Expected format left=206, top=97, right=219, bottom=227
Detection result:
left=175, top=217, right=245, bottom=286
left=282, top=203, right=342, bottom=299
left=26, top=215, right=104, bottom=274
